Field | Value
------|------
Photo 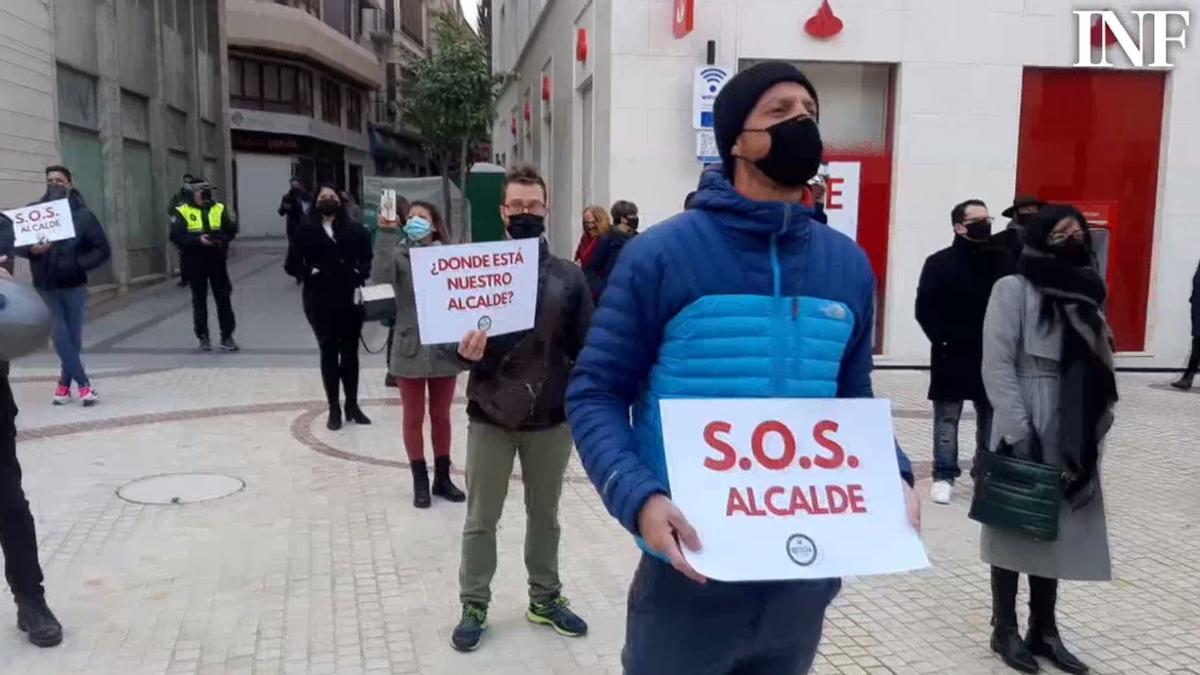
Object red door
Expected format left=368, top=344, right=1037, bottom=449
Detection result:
left=1015, top=68, right=1165, bottom=351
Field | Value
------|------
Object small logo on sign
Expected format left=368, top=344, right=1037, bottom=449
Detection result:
left=477, top=316, right=492, bottom=331
left=786, top=534, right=818, bottom=566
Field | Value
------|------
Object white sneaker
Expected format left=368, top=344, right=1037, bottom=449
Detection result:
left=930, top=480, right=954, bottom=505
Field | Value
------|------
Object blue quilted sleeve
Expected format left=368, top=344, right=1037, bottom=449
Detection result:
left=567, top=233, right=672, bottom=535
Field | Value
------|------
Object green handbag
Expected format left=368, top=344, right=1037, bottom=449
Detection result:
left=969, top=437, right=1062, bottom=542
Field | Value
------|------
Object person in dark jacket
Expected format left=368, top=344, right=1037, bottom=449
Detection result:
left=0, top=223, right=64, bottom=647
left=170, top=174, right=195, bottom=286
left=584, top=200, right=639, bottom=300
left=1171, top=259, right=1200, bottom=390
left=170, top=179, right=239, bottom=352
left=16, top=166, right=111, bottom=406
left=996, top=195, right=1045, bottom=274
left=566, top=61, right=916, bottom=675
left=279, top=178, right=311, bottom=241
left=449, top=165, right=593, bottom=653
left=284, top=185, right=372, bottom=431
left=338, top=190, right=363, bottom=226
left=916, top=199, right=1004, bottom=505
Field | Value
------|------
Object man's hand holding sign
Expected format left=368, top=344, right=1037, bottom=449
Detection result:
left=657, top=398, right=927, bottom=582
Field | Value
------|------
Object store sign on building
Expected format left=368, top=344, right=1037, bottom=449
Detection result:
left=823, top=161, right=861, bottom=241
left=673, top=0, right=695, bottom=39
left=693, top=66, right=730, bottom=129
left=1074, top=10, right=1190, bottom=68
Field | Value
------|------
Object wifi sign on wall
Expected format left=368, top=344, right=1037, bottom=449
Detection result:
left=693, top=65, right=730, bottom=130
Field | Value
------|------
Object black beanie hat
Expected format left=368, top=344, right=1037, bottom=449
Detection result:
left=713, top=61, right=819, bottom=175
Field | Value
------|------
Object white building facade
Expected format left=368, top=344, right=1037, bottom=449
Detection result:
left=491, top=0, right=1200, bottom=369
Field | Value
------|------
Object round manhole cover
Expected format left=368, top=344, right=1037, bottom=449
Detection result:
left=117, top=473, right=245, bottom=505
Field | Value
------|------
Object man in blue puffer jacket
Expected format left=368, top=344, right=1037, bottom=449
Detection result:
left=566, top=61, right=917, bottom=674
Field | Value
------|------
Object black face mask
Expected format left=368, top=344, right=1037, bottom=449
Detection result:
left=625, top=215, right=640, bottom=231
left=962, top=221, right=992, bottom=241
left=747, top=116, right=823, bottom=188
left=316, top=200, right=341, bottom=217
left=1050, top=239, right=1091, bottom=266
left=44, top=185, right=69, bottom=201
left=507, top=213, right=545, bottom=240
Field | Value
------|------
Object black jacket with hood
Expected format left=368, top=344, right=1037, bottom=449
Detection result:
left=17, top=188, right=111, bottom=290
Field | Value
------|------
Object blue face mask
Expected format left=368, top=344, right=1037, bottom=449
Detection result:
left=404, top=216, right=433, bottom=241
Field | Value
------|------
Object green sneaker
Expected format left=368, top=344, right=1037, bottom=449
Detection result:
left=451, top=604, right=488, bottom=652
left=526, top=595, right=588, bottom=637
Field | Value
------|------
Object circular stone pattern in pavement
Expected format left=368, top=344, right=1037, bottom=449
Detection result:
left=117, top=473, right=245, bottom=505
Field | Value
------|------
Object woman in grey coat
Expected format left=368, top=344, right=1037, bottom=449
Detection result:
left=372, top=201, right=467, bottom=508
left=980, top=204, right=1117, bottom=675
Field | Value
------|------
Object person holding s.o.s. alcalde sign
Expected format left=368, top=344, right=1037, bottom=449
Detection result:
left=567, top=62, right=921, bottom=675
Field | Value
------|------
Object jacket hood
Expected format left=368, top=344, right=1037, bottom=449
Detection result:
left=688, top=168, right=818, bottom=239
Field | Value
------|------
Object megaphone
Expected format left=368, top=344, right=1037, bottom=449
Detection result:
left=0, top=278, right=52, bottom=361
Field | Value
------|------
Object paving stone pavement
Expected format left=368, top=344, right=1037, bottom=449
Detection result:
left=3, top=258, right=1199, bottom=674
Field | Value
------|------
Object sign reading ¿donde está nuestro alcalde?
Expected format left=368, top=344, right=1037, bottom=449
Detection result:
left=660, top=398, right=929, bottom=581
left=408, top=238, right=539, bottom=345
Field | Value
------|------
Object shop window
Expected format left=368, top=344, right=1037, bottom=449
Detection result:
left=400, top=0, right=424, bottom=44
left=298, top=0, right=320, bottom=18
left=321, top=78, right=343, bottom=126
left=230, top=56, right=314, bottom=116
left=346, top=90, right=363, bottom=132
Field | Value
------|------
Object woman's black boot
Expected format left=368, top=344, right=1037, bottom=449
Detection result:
left=991, top=567, right=1039, bottom=673
left=411, top=461, right=432, bottom=509
left=344, top=403, right=372, bottom=425
left=1027, top=576, right=1088, bottom=674
left=326, top=407, right=343, bottom=431
left=432, top=456, right=466, bottom=502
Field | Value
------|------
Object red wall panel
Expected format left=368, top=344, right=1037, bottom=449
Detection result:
left=1015, top=68, right=1165, bottom=351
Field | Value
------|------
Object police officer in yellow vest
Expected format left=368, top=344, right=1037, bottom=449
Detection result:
left=170, top=178, right=239, bottom=352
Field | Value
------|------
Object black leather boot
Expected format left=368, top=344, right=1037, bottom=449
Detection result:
left=16, top=594, right=63, bottom=648
left=1027, top=576, right=1088, bottom=674
left=344, top=403, right=372, bottom=425
left=432, top=456, right=466, bottom=502
left=993, top=625, right=1040, bottom=673
left=411, top=460, right=431, bottom=509
left=326, top=407, right=343, bottom=431
left=991, top=567, right=1038, bottom=673
left=1170, top=374, right=1194, bottom=390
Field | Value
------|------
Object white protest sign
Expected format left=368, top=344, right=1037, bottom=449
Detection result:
left=408, top=238, right=539, bottom=345
left=660, top=398, right=928, bottom=581
left=4, top=199, right=75, bottom=247
left=823, top=161, right=861, bottom=241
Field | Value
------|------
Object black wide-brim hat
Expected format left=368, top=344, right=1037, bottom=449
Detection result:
left=1002, top=195, right=1046, bottom=218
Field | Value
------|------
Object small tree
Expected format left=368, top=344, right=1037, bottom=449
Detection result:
left=478, top=0, right=492, bottom=72
left=402, top=10, right=506, bottom=241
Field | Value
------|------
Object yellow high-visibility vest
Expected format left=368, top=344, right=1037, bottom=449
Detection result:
left=175, top=203, right=225, bottom=233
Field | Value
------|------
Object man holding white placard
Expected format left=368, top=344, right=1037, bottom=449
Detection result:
left=13, top=166, right=110, bottom=407
left=449, top=166, right=593, bottom=653
left=567, top=62, right=919, bottom=674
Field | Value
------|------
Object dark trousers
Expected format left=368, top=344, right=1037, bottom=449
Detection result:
left=622, top=555, right=839, bottom=675
left=932, top=400, right=993, bottom=481
left=1, top=390, right=45, bottom=599
left=991, top=566, right=1058, bottom=630
left=1184, top=336, right=1200, bottom=377
left=189, top=257, right=236, bottom=340
left=305, top=294, right=363, bottom=411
